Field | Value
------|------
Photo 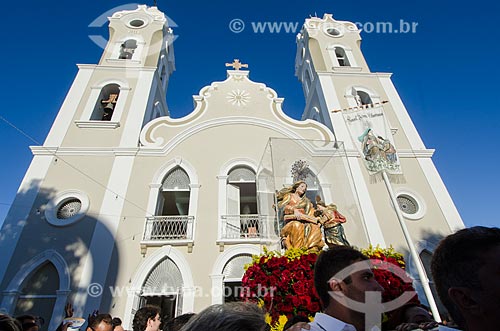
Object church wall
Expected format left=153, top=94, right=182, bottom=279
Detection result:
left=118, top=124, right=292, bottom=312
left=355, top=156, right=453, bottom=254
left=0, top=155, right=114, bottom=292
left=0, top=155, right=113, bottom=290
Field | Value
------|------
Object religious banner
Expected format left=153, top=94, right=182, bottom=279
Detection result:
left=342, top=105, right=402, bottom=175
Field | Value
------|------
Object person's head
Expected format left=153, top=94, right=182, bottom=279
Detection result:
left=292, top=181, right=307, bottom=196
left=179, top=302, right=266, bottom=331
left=385, top=303, right=433, bottom=330
left=132, top=306, right=161, bottom=331
left=112, top=317, right=124, bottom=331
left=314, top=245, right=382, bottom=310
left=1, top=314, right=22, bottom=331
left=431, top=226, right=500, bottom=331
left=163, top=313, right=196, bottom=331
left=15, top=315, right=39, bottom=331
left=87, top=314, right=113, bottom=331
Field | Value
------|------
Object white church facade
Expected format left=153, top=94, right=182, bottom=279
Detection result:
left=0, top=5, right=463, bottom=330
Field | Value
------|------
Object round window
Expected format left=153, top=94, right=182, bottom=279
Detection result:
left=397, top=195, right=418, bottom=214
left=326, top=27, right=342, bottom=37
left=56, top=198, right=82, bottom=219
left=45, top=190, right=89, bottom=226
left=129, top=19, right=145, bottom=28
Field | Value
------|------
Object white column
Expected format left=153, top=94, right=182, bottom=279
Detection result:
left=44, top=67, right=94, bottom=146
left=209, top=274, right=224, bottom=305
left=0, top=155, right=53, bottom=283
left=123, top=289, right=141, bottom=330
left=217, top=176, right=228, bottom=239
left=119, top=70, right=156, bottom=147
left=182, top=287, right=196, bottom=312
left=73, top=155, right=135, bottom=317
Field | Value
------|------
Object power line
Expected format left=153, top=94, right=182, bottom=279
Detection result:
left=0, top=114, right=154, bottom=218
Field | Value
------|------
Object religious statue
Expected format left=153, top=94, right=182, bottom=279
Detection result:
left=277, top=180, right=325, bottom=252
left=314, top=197, right=350, bottom=248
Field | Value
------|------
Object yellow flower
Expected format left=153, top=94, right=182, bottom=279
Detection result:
left=265, top=313, right=272, bottom=325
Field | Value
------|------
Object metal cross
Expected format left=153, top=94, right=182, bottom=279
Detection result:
left=225, top=59, right=248, bottom=70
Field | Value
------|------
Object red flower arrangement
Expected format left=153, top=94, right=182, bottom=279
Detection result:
left=241, top=247, right=320, bottom=327
left=361, top=245, right=419, bottom=304
left=242, top=246, right=418, bottom=330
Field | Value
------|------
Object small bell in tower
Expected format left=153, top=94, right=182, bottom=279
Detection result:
left=101, top=93, right=118, bottom=121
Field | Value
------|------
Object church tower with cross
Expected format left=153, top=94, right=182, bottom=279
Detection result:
left=295, top=14, right=464, bottom=316
left=0, top=5, right=176, bottom=329
left=0, top=6, right=464, bottom=330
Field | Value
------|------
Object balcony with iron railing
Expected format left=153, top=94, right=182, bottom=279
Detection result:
left=218, top=214, right=279, bottom=244
left=141, top=216, right=194, bottom=246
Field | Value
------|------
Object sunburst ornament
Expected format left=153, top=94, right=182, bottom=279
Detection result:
left=291, top=160, right=309, bottom=182
left=227, top=89, right=250, bottom=107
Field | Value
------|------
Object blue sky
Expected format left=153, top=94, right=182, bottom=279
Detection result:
left=0, top=0, right=498, bottom=229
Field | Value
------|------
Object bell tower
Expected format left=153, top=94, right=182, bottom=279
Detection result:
left=0, top=5, right=175, bottom=325
left=44, top=4, right=175, bottom=149
left=295, top=14, right=464, bottom=316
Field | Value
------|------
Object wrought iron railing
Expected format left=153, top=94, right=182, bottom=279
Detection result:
left=221, top=215, right=276, bottom=240
left=143, top=216, right=194, bottom=241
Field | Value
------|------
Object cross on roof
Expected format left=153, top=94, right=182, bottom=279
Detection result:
left=225, top=59, right=248, bottom=70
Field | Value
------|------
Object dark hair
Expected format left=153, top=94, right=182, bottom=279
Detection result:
left=292, top=181, right=307, bottom=196
left=132, top=306, right=160, bottom=331
left=15, top=315, right=39, bottom=331
left=283, top=315, right=309, bottom=331
left=314, top=245, right=368, bottom=309
left=179, top=303, right=265, bottom=331
left=112, top=317, right=122, bottom=328
left=164, top=313, right=196, bottom=331
left=384, top=303, right=431, bottom=330
left=431, top=226, right=500, bottom=329
left=89, top=314, right=113, bottom=330
left=1, top=315, right=22, bottom=331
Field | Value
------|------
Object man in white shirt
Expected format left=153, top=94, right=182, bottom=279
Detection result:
left=305, top=246, right=384, bottom=331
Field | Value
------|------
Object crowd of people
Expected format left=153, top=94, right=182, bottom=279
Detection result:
left=1, top=226, right=498, bottom=331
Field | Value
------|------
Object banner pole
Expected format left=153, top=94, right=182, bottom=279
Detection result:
left=381, top=170, right=441, bottom=322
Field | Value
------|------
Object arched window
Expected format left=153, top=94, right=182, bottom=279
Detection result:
left=222, top=254, right=253, bottom=303
left=119, top=39, right=138, bottom=59
left=158, top=167, right=190, bottom=216
left=140, top=257, right=183, bottom=321
left=13, top=262, right=59, bottom=331
left=145, top=167, right=192, bottom=241
left=225, top=167, right=258, bottom=238
left=335, top=47, right=350, bottom=67
left=91, top=84, right=120, bottom=121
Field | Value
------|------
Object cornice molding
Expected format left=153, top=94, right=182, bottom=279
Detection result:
left=30, top=145, right=435, bottom=158
left=76, top=64, right=158, bottom=72
left=316, top=71, right=393, bottom=78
